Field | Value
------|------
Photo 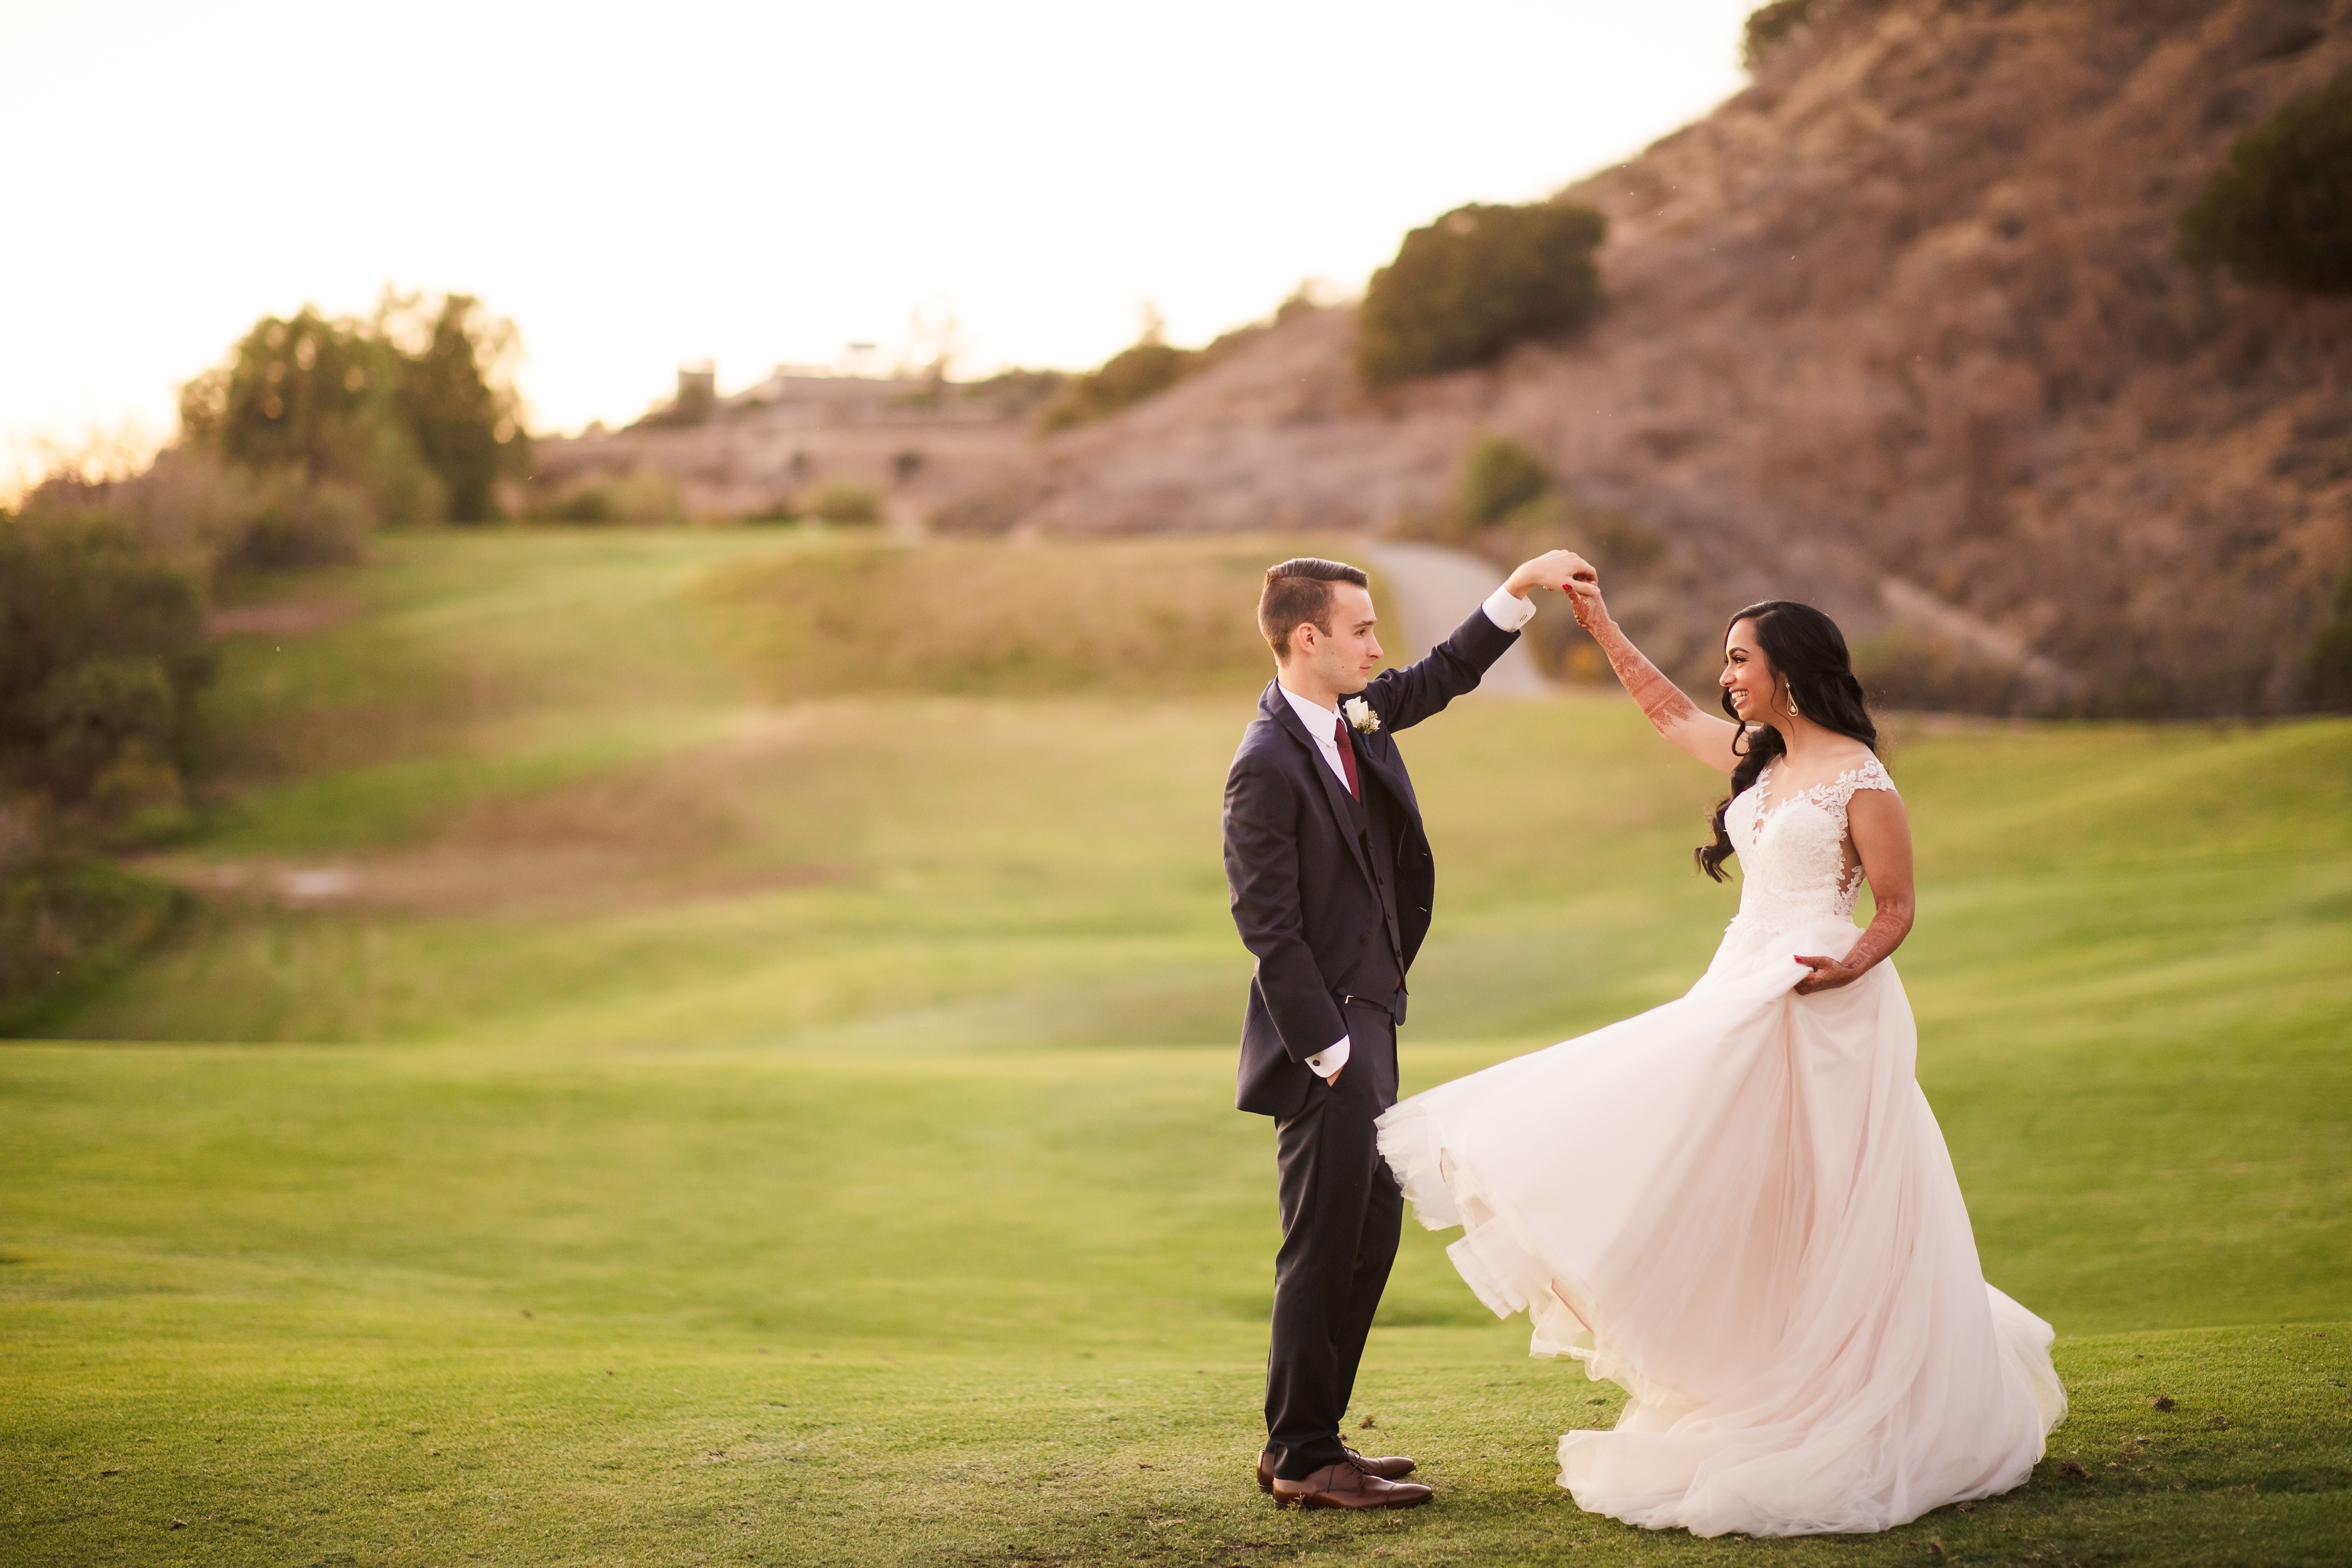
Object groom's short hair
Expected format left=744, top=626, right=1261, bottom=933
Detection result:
left=1259, top=558, right=1370, bottom=660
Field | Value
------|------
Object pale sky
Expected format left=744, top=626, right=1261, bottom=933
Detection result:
left=1, top=0, right=1752, bottom=484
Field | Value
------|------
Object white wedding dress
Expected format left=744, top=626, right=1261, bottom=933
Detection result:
left=1377, top=758, right=2065, bottom=1538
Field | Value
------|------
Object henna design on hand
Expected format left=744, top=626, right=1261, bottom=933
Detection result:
left=1802, top=904, right=1908, bottom=990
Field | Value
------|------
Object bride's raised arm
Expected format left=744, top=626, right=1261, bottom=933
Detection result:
left=1563, top=575, right=1743, bottom=775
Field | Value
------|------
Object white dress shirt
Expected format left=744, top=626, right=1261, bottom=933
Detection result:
left=1279, top=682, right=1352, bottom=790
left=1279, top=582, right=1537, bottom=1081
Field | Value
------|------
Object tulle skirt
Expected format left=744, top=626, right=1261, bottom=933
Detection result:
left=1376, top=911, right=2066, bottom=1537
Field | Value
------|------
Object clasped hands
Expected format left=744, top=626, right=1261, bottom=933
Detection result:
left=1506, top=550, right=1599, bottom=604
left=1503, top=549, right=1609, bottom=633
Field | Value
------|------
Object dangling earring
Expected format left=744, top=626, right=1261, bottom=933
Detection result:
left=1784, top=684, right=1801, bottom=720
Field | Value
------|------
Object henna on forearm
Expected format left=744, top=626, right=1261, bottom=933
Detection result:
left=1584, top=614, right=1702, bottom=733
left=1837, top=905, right=1910, bottom=979
left=1795, top=902, right=1911, bottom=994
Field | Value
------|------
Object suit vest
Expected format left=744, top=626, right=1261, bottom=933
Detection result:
left=1333, top=761, right=1409, bottom=1023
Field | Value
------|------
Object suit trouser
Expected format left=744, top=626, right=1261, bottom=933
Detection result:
left=1265, top=1004, right=1401, bottom=1481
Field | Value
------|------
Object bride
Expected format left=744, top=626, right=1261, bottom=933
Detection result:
left=1376, top=578, right=2066, bottom=1538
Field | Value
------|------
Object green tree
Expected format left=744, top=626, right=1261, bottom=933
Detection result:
left=2179, top=70, right=2352, bottom=294
left=179, top=292, right=532, bottom=526
left=387, top=294, right=533, bottom=521
left=1356, top=203, right=1607, bottom=388
left=178, top=309, right=414, bottom=496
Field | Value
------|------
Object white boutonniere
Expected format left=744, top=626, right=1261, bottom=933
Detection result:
left=1342, top=696, right=1381, bottom=735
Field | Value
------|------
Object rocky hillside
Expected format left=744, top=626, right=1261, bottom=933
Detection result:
left=535, top=369, right=1041, bottom=535
left=1006, top=0, right=2352, bottom=714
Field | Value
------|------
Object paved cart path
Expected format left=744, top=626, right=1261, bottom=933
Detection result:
left=1362, top=541, right=1554, bottom=698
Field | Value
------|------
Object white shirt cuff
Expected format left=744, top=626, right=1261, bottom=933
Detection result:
left=1304, top=1036, right=1351, bottom=1078
left=1483, top=584, right=1538, bottom=632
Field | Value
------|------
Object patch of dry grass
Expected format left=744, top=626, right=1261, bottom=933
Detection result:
left=692, top=535, right=1366, bottom=700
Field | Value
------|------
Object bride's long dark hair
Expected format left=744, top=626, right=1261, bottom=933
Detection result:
left=1696, top=601, right=1879, bottom=882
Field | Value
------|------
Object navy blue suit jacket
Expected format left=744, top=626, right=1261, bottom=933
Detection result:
left=1222, top=605, right=1521, bottom=1119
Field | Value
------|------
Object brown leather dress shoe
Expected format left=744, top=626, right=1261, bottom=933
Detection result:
left=1346, top=1447, right=1419, bottom=1481
left=1270, top=1461, right=1433, bottom=1510
left=1257, top=1448, right=1419, bottom=1491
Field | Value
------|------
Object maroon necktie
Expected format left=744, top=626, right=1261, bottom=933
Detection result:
left=1333, top=717, right=1360, bottom=800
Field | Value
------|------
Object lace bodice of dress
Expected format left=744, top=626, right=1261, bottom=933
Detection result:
left=1723, top=756, right=1898, bottom=926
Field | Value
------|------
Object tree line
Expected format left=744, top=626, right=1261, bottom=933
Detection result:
left=0, top=291, right=527, bottom=1028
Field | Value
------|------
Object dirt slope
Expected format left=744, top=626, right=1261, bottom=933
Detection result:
left=1010, top=0, right=2352, bottom=713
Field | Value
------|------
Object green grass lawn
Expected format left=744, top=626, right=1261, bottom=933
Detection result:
left=4, top=531, right=2349, bottom=1564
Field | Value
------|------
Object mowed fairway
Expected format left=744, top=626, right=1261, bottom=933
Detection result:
left=3, top=531, right=2349, bottom=1566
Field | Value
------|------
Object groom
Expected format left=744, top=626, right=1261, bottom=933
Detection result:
left=1223, top=549, right=1588, bottom=1510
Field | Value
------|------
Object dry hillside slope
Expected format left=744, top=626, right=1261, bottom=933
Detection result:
left=1011, top=0, right=2352, bottom=714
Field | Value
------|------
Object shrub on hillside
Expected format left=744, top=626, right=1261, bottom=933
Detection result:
left=2178, top=69, right=2352, bottom=294
left=525, top=467, right=687, bottom=525
left=1403, top=434, right=1675, bottom=681
left=1853, top=631, right=2031, bottom=715
left=809, top=481, right=882, bottom=526
left=0, top=510, right=212, bottom=838
left=1450, top=434, right=1553, bottom=539
left=216, top=469, right=374, bottom=568
left=1038, top=342, right=1197, bottom=431
left=1743, top=0, right=1819, bottom=70
left=962, top=368, right=1068, bottom=418
left=1034, top=304, right=1294, bottom=432
left=1437, top=433, right=1665, bottom=558
left=1356, top=203, right=1606, bottom=388
left=1, top=465, right=379, bottom=1031
left=2308, top=572, right=2352, bottom=710
left=23, top=448, right=368, bottom=572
